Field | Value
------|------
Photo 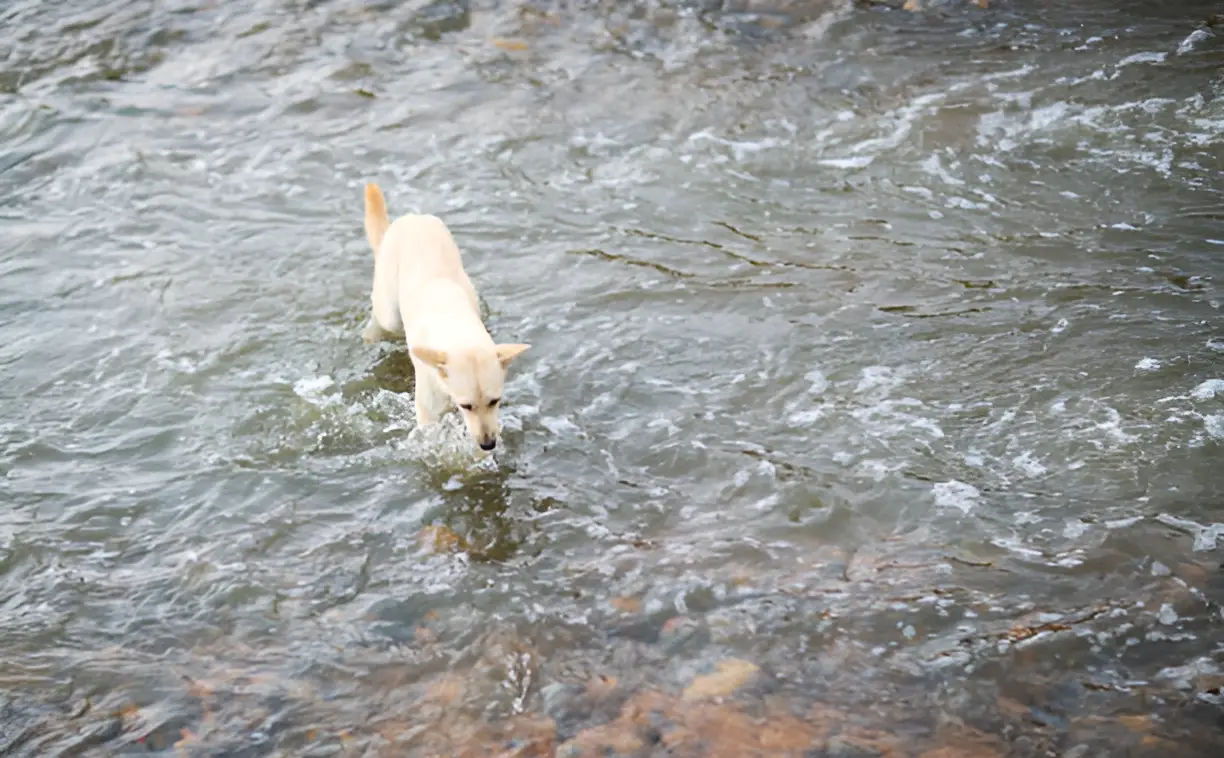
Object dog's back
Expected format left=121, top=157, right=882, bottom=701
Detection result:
left=363, top=183, right=481, bottom=333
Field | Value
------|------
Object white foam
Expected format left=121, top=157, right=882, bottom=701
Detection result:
left=1176, top=28, right=1212, bottom=56
left=788, top=408, right=827, bottom=426
left=1156, top=513, right=1224, bottom=552
left=1156, top=657, right=1220, bottom=690
left=1117, top=51, right=1167, bottom=67
left=647, top=416, right=681, bottom=436
left=1135, top=357, right=1160, bottom=371
left=920, top=153, right=965, bottom=186
left=1105, top=515, right=1143, bottom=530
left=1063, top=520, right=1089, bottom=539
left=850, top=91, right=946, bottom=157
left=293, top=375, right=338, bottom=404
left=1191, top=379, right=1224, bottom=400
left=909, top=417, right=945, bottom=438
left=686, top=130, right=784, bottom=162
left=933, top=480, right=980, bottom=514
left=369, top=389, right=416, bottom=432
left=818, top=155, right=874, bottom=169
left=804, top=369, right=829, bottom=395
left=858, top=459, right=895, bottom=482
left=1012, top=451, right=1047, bottom=477
left=540, top=415, right=581, bottom=436
left=990, top=534, right=1043, bottom=559
left=1157, top=604, right=1179, bottom=625
left=1095, top=406, right=1137, bottom=444
left=855, top=366, right=904, bottom=396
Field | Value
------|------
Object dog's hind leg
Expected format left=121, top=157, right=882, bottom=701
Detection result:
left=361, top=317, right=395, bottom=344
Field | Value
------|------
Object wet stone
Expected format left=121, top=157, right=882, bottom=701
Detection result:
left=557, top=722, right=645, bottom=757
left=659, top=615, right=709, bottom=654
left=681, top=658, right=760, bottom=702
left=0, top=697, right=46, bottom=753
left=917, top=746, right=1006, bottom=758
left=56, top=717, right=123, bottom=754
left=1026, top=705, right=1069, bottom=730
left=417, top=524, right=465, bottom=555
left=541, top=682, right=587, bottom=724
left=610, top=596, right=643, bottom=614
left=550, top=686, right=843, bottom=758
left=825, top=736, right=885, bottom=757
left=538, top=674, right=637, bottom=743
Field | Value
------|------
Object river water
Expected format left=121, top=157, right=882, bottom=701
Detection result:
left=2, top=0, right=1223, bottom=755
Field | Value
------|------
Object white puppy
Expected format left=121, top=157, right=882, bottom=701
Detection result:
left=361, top=183, right=529, bottom=452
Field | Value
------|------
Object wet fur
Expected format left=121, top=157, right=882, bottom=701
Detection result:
left=361, top=183, right=529, bottom=451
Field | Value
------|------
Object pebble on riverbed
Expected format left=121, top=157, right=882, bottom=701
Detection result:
left=680, top=658, right=759, bottom=702
left=416, top=524, right=466, bottom=554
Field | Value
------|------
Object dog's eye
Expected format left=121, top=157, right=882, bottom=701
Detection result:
left=489, top=398, right=500, bottom=407
left=459, top=403, right=473, bottom=411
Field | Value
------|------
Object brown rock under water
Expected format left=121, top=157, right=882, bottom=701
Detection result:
left=681, top=658, right=760, bottom=702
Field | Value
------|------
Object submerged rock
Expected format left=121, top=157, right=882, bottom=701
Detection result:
left=681, top=658, right=760, bottom=701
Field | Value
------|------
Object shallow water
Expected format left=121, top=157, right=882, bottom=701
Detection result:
left=3, top=0, right=1224, bottom=755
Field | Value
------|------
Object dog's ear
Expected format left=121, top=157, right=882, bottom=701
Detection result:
left=411, top=346, right=448, bottom=377
left=494, top=343, right=531, bottom=368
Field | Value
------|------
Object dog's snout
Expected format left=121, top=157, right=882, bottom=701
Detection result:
left=479, top=438, right=496, bottom=451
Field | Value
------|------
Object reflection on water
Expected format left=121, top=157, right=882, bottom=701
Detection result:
left=2, top=0, right=1224, bottom=755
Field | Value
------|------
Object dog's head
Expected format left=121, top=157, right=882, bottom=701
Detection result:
left=410, top=343, right=531, bottom=451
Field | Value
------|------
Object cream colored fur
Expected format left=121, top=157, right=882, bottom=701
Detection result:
left=361, top=183, right=529, bottom=451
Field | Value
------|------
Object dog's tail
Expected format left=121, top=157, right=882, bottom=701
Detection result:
left=364, top=182, right=389, bottom=255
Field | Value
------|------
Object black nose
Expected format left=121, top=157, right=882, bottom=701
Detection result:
left=479, top=439, right=496, bottom=451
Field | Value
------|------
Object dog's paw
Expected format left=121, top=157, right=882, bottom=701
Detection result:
left=361, top=321, right=383, bottom=344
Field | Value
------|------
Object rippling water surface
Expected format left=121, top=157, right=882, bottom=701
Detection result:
left=3, top=0, right=1224, bottom=755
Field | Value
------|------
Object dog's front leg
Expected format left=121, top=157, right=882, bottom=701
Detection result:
left=410, top=359, right=449, bottom=427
